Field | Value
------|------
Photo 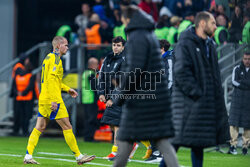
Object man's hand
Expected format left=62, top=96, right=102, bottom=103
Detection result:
left=112, top=79, right=118, bottom=87
left=68, top=89, right=78, bottom=98
left=106, top=100, right=113, bottom=107
left=99, top=95, right=106, bottom=103
left=51, top=102, right=58, bottom=111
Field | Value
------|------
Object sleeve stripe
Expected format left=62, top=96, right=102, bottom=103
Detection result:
left=167, top=59, right=173, bottom=89
left=232, top=65, right=240, bottom=87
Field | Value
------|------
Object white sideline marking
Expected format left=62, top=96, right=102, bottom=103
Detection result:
left=38, top=152, right=159, bottom=164
left=0, top=153, right=22, bottom=157
left=37, top=152, right=189, bottom=166
left=0, top=153, right=110, bottom=166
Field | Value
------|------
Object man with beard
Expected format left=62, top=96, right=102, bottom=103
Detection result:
left=160, top=11, right=229, bottom=167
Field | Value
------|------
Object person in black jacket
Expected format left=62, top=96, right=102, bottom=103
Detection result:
left=112, top=4, right=179, bottom=167
left=10, top=57, right=39, bottom=136
left=145, top=39, right=174, bottom=163
left=98, top=36, right=126, bottom=160
left=82, top=57, right=99, bottom=142
left=228, top=52, right=250, bottom=155
left=168, top=11, right=229, bottom=167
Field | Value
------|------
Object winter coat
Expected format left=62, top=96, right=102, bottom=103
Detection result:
left=172, top=27, right=229, bottom=148
left=229, top=62, right=250, bottom=128
left=98, top=51, right=125, bottom=126
left=115, top=9, right=174, bottom=141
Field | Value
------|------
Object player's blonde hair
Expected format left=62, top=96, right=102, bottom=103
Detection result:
left=52, top=36, right=66, bottom=49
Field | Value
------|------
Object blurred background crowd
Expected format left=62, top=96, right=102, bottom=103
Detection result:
left=0, top=0, right=249, bottom=146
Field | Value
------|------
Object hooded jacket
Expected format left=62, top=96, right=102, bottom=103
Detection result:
left=172, top=27, right=229, bottom=147
left=116, top=9, right=174, bottom=141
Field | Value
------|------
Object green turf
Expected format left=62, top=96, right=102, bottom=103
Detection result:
left=0, top=137, right=249, bottom=167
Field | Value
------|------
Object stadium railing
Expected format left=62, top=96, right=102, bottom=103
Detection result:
left=0, top=42, right=248, bottom=136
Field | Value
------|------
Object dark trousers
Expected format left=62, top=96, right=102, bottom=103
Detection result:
left=159, top=145, right=204, bottom=167
left=13, top=100, right=33, bottom=136
left=83, top=103, right=98, bottom=141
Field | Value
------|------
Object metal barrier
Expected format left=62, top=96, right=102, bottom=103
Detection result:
left=0, top=42, right=111, bottom=134
left=0, top=41, right=248, bottom=134
left=218, top=43, right=250, bottom=112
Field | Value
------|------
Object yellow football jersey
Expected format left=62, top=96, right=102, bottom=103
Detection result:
left=39, top=52, right=70, bottom=104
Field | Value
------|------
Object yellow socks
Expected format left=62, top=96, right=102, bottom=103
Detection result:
left=111, top=145, right=118, bottom=154
left=63, top=129, right=81, bottom=157
left=26, top=128, right=41, bottom=155
left=141, top=140, right=151, bottom=149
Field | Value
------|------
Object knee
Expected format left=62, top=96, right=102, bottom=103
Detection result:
left=61, top=124, right=72, bottom=130
left=35, top=125, right=46, bottom=133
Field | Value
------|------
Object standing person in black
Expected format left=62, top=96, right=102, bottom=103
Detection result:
left=228, top=52, right=250, bottom=155
left=10, top=57, right=39, bottom=136
left=82, top=57, right=99, bottom=142
left=10, top=55, right=25, bottom=136
left=98, top=36, right=126, bottom=160
left=112, top=4, right=179, bottom=167
left=161, top=11, right=229, bottom=167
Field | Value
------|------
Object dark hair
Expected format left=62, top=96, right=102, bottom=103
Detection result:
left=194, top=11, right=211, bottom=28
left=159, top=39, right=170, bottom=52
left=112, top=36, right=126, bottom=46
left=244, top=52, right=250, bottom=56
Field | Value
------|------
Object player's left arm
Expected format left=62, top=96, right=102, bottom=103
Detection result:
left=61, top=83, right=78, bottom=98
left=68, top=88, right=78, bottom=98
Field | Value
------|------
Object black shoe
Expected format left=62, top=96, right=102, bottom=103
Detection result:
left=242, top=147, right=248, bottom=155
left=228, top=146, right=237, bottom=155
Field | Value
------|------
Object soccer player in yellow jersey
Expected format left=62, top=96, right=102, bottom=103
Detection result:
left=23, top=36, right=95, bottom=165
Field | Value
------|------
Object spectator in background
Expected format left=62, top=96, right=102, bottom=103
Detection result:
left=10, top=54, right=25, bottom=136
left=93, top=0, right=114, bottom=43
left=85, top=13, right=105, bottom=56
left=138, top=0, right=159, bottom=22
left=75, top=3, right=92, bottom=42
left=228, top=52, right=250, bottom=155
left=163, top=0, right=177, bottom=14
left=93, top=0, right=112, bottom=25
left=113, top=9, right=127, bottom=40
left=175, top=0, right=198, bottom=18
left=229, top=5, right=243, bottom=43
left=170, top=11, right=229, bottom=167
left=241, top=13, right=250, bottom=44
left=174, top=0, right=184, bottom=17
left=177, top=11, right=195, bottom=39
left=215, top=0, right=230, bottom=18
left=113, top=4, right=179, bottom=167
left=82, top=57, right=99, bottom=142
left=10, top=56, right=39, bottom=136
left=214, top=14, right=229, bottom=45
left=168, top=16, right=182, bottom=45
left=216, top=4, right=226, bottom=16
left=209, top=0, right=217, bottom=16
left=154, top=15, right=170, bottom=40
